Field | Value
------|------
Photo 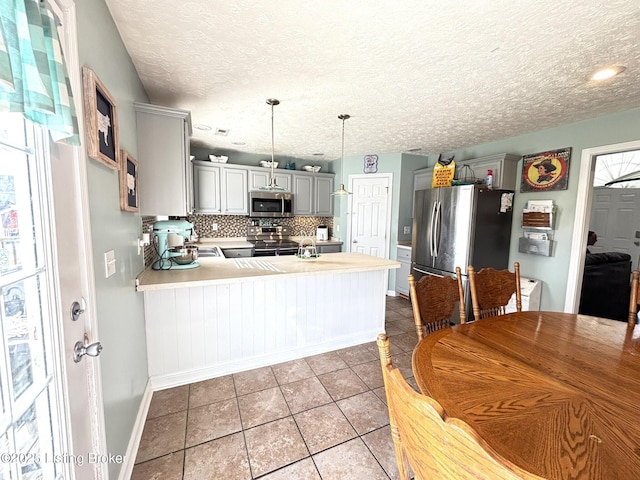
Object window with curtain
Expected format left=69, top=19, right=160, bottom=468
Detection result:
left=0, top=0, right=79, bottom=145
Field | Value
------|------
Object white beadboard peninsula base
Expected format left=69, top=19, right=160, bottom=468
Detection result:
left=143, top=268, right=390, bottom=389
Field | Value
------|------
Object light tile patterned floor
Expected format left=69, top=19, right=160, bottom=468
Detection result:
left=131, top=295, right=418, bottom=479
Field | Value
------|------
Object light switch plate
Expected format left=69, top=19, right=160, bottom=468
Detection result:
left=404, top=226, right=411, bottom=234
left=104, top=250, right=116, bottom=278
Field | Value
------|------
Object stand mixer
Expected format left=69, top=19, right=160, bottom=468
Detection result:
left=152, top=219, right=200, bottom=270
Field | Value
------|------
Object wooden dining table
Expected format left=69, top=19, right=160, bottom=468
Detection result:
left=411, top=311, right=640, bottom=480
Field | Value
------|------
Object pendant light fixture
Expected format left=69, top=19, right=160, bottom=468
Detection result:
left=260, top=98, right=286, bottom=191
left=332, top=114, right=352, bottom=196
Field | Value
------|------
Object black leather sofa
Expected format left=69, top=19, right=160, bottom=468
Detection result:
left=579, top=252, right=632, bottom=321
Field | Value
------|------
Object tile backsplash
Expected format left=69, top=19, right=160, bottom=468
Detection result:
left=188, top=214, right=334, bottom=238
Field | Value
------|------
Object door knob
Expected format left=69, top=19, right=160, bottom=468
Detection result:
left=73, top=339, right=103, bottom=363
left=352, top=239, right=358, bottom=243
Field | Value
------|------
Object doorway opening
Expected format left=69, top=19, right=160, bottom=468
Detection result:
left=565, top=140, right=640, bottom=313
left=589, top=150, right=640, bottom=270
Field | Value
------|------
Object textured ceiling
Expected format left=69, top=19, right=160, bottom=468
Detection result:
left=105, top=1, right=640, bottom=162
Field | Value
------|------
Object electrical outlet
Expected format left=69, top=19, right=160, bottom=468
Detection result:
left=336, top=225, right=340, bottom=232
left=211, top=223, right=218, bottom=231
left=404, top=226, right=411, bottom=234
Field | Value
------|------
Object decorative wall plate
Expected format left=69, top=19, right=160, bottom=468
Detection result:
left=364, top=154, right=378, bottom=173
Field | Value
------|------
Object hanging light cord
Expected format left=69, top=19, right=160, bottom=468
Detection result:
left=338, top=113, right=349, bottom=185
left=267, top=98, right=280, bottom=187
left=333, top=114, right=351, bottom=195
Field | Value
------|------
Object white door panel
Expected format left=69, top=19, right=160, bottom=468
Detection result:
left=590, top=187, right=640, bottom=270
left=347, top=174, right=392, bottom=259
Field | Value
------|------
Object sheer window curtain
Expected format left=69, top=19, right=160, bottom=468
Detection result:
left=0, top=0, right=79, bottom=145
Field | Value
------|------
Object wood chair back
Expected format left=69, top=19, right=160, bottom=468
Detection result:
left=630, top=270, right=639, bottom=324
left=468, top=262, right=521, bottom=320
left=376, top=334, right=545, bottom=480
left=408, top=267, right=465, bottom=340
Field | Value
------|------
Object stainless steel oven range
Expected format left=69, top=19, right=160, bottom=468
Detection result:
left=247, top=225, right=298, bottom=256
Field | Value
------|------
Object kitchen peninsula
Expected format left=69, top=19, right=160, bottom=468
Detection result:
left=136, top=253, right=400, bottom=388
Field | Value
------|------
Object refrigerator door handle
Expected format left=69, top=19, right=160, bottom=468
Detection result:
left=429, top=201, right=438, bottom=257
left=433, top=201, right=441, bottom=257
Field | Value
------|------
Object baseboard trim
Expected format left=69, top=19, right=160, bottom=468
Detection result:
left=149, top=330, right=380, bottom=390
left=117, top=380, right=153, bottom=480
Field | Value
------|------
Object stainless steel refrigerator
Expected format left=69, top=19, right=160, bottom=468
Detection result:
left=411, top=184, right=514, bottom=322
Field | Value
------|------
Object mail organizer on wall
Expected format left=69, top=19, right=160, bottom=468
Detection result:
left=519, top=200, right=555, bottom=256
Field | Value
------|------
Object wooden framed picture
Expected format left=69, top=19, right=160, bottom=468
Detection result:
left=82, top=66, right=119, bottom=170
left=119, top=150, right=139, bottom=212
left=520, top=147, right=572, bottom=192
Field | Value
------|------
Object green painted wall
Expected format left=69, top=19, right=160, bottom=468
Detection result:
left=76, top=1, right=149, bottom=478
left=332, top=152, right=428, bottom=292
left=335, top=107, right=640, bottom=309
left=439, top=107, right=640, bottom=311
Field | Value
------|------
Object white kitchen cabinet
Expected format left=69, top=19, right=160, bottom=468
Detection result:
left=249, top=170, right=292, bottom=191
left=456, top=153, right=520, bottom=191
left=413, top=168, right=433, bottom=191
left=293, top=173, right=334, bottom=216
left=221, top=167, right=248, bottom=214
left=413, top=154, right=519, bottom=192
left=193, top=162, right=332, bottom=216
left=314, top=176, right=334, bottom=216
left=293, top=175, right=314, bottom=215
left=193, top=163, right=221, bottom=213
left=135, top=103, right=192, bottom=216
left=193, top=162, right=248, bottom=214
left=396, top=245, right=412, bottom=297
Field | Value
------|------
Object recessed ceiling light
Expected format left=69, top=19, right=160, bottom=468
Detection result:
left=591, top=66, right=626, bottom=81
left=193, top=124, right=212, bottom=131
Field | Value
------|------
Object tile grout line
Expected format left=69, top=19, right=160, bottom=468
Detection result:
left=132, top=299, right=414, bottom=479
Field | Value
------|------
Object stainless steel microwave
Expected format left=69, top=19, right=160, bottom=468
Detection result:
left=249, top=191, right=294, bottom=218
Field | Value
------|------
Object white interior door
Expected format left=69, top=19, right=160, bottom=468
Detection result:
left=590, top=187, right=640, bottom=270
left=50, top=135, right=107, bottom=479
left=347, top=174, right=392, bottom=258
left=51, top=0, right=107, bottom=477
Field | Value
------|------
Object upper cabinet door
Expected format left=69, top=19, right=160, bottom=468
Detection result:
left=193, top=163, right=221, bottom=214
left=293, top=175, right=313, bottom=215
left=249, top=169, right=292, bottom=192
left=222, top=167, right=248, bottom=214
left=135, top=103, right=192, bottom=216
left=314, top=176, right=334, bottom=216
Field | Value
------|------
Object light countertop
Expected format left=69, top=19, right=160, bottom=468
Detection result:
left=136, top=252, right=399, bottom=292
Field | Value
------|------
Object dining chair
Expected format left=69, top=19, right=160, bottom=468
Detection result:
left=630, top=270, right=639, bottom=324
left=468, top=262, right=521, bottom=320
left=408, top=267, right=465, bottom=340
left=376, top=333, right=545, bottom=480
